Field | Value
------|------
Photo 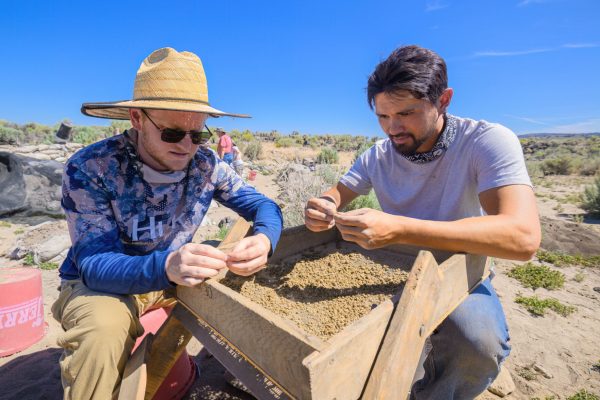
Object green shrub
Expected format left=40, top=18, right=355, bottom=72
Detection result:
left=109, top=120, right=131, bottom=135
left=278, top=164, right=343, bottom=227
left=23, top=253, right=36, bottom=266
left=344, top=190, right=381, bottom=211
left=526, top=161, right=544, bottom=178
left=579, top=160, right=600, bottom=176
left=333, top=139, right=355, bottom=152
left=582, top=176, right=600, bottom=217
left=0, top=126, right=22, bottom=144
left=567, top=389, right=600, bottom=400
left=72, top=126, right=105, bottom=145
left=573, top=271, right=585, bottom=282
left=316, top=164, right=343, bottom=186
left=537, top=250, right=600, bottom=268
left=516, top=365, right=538, bottom=381
left=306, top=136, right=320, bottom=149
left=507, top=262, right=565, bottom=290
left=316, top=148, right=339, bottom=164
left=563, top=192, right=584, bottom=204
left=241, top=131, right=254, bottom=142
left=39, top=262, right=59, bottom=270
left=541, top=157, right=573, bottom=175
left=275, top=137, right=296, bottom=148
left=515, top=295, right=576, bottom=317
left=20, top=122, right=53, bottom=143
left=243, top=141, right=262, bottom=161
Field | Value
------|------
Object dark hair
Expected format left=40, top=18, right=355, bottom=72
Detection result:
left=367, top=45, right=447, bottom=109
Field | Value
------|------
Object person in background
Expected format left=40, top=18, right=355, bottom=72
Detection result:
left=231, top=141, right=245, bottom=177
left=216, top=127, right=233, bottom=164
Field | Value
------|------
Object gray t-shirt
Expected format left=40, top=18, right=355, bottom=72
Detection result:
left=339, top=115, right=531, bottom=221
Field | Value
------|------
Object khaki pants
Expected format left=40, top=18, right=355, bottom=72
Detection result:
left=51, top=280, right=176, bottom=400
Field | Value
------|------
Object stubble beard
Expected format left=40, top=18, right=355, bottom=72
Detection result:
left=390, top=122, right=440, bottom=156
left=390, top=132, right=428, bottom=156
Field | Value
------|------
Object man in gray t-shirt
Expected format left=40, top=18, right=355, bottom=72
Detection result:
left=305, top=45, right=540, bottom=399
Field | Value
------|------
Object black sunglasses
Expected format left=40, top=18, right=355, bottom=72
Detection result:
left=142, top=109, right=212, bottom=145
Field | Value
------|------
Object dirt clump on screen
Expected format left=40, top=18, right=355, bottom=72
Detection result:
left=221, top=244, right=409, bottom=340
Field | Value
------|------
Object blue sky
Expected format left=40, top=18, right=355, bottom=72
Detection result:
left=1, top=0, right=598, bottom=136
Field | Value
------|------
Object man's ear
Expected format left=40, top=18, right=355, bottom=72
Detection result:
left=437, top=88, right=453, bottom=114
left=129, top=108, right=143, bottom=130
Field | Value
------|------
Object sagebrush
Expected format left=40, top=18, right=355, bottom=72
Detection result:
left=582, top=176, right=600, bottom=217
left=277, top=163, right=343, bottom=227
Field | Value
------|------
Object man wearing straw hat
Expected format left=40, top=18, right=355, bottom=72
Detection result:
left=51, top=47, right=283, bottom=399
left=305, top=45, right=540, bottom=398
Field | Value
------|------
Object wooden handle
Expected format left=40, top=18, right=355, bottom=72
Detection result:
left=216, top=218, right=252, bottom=253
left=212, top=218, right=252, bottom=279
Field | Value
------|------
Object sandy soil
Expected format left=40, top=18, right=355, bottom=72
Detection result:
left=1, top=148, right=599, bottom=399
left=221, top=243, right=409, bottom=340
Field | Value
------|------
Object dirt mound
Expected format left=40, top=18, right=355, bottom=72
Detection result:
left=540, top=216, right=600, bottom=256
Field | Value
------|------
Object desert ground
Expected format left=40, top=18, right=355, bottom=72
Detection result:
left=0, top=139, right=599, bottom=400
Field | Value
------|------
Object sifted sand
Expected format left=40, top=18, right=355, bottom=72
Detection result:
left=220, top=245, right=409, bottom=340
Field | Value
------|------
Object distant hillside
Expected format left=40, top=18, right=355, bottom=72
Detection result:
left=518, top=132, right=600, bottom=138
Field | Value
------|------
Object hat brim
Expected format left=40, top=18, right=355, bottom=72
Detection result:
left=81, top=100, right=251, bottom=120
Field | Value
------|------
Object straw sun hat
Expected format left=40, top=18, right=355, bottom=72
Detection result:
left=81, top=47, right=249, bottom=120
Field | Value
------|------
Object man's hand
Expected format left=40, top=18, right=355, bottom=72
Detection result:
left=226, top=233, right=271, bottom=276
left=334, top=208, right=398, bottom=249
left=305, top=197, right=338, bottom=232
left=165, top=243, right=228, bottom=286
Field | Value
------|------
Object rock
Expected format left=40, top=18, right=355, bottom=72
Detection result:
left=42, top=153, right=65, bottom=161
left=31, top=153, right=51, bottom=160
left=9, top=221, right=69, bottom=261
left=16, top=145, right=38, bottom=153
left=533, top=364, right=553, bottom=379
left=47, top=248, right=69, bottom=264
left=209, top=200, right=219, bottom=209
left=487, top=366, right=515, bottom=397
left=43, top=151, right=64, bottom=158
left=37, top=144, right=50, bottom=151
left=35, top=234, right=71, bottom=262
left=55, top=157, right=67, bottom=163
left=0, top=152, right=64, bottom=218
left=65, top=143, right=84, bottom=151
left=593, top=287, right=600, bottom=293
left=540, top=216, right=600, bottom=256
left=277, top=163, right=310, bottom=182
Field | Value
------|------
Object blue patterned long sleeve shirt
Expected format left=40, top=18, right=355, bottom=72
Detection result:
left=59, top=130, right=283, bottom=294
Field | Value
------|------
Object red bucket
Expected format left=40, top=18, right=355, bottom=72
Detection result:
left=248, top=170, right=257, bottom=181
left=0, top=267, right=46, bottom=357
left=135, top=307, right=197, bottom=400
